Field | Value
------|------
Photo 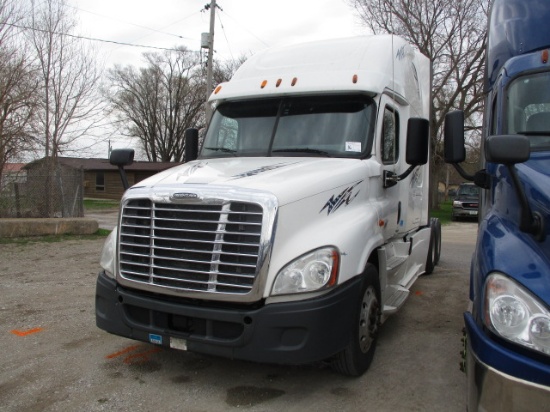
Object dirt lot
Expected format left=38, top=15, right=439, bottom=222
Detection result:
left=0, top=223, right=476, bottom=411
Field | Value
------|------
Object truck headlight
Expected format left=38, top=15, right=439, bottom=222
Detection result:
left=453, top=200, right=462, bottom=207
left=485, top=273, right=550, bottom=355
left=99, top=228, right=117, bottom=279
left=271, top=247, right=339, bottom=296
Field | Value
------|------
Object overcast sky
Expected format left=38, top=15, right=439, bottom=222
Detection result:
left=70, top=0, right=365, bottom=68
left=65, top=0, right=366, bottom=158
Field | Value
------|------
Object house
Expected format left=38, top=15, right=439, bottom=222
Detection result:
left=0, top=163, right=27, bottom=192
left=24, top=157, right=178, bottom=200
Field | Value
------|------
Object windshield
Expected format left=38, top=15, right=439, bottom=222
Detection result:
left=506, top=71, right=550, bottom=149
left=457, top=184, right=479, bottom=197
left=200, top=95, right=376, bottom=159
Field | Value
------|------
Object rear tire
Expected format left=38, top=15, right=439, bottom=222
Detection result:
left=330, top=264, right=380, bottom=377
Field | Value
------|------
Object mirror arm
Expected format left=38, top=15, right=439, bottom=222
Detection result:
left=383, top=165, right=416, bottom=189
left=451, top=162, right=475, bottom=182
left=109, top=149, right=134, bottom=191
left=473, top=169, right=491, bottom=190
left=117, top=165, right=130, bottom=190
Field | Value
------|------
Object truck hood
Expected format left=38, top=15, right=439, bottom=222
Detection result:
left=128, top=157, right=371, bottom=206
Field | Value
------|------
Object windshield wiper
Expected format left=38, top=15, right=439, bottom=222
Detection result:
left=203, top=146, right=237, bottom=154
left=517, top=131, right=550, bottom=136
left=271, top=148, right=331, bottom=157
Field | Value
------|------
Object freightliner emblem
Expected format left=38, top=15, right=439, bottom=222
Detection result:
left=171, top=192, right=200, bottom=200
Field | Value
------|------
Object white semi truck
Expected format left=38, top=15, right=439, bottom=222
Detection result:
left=96, top=35, right=441, bottom=376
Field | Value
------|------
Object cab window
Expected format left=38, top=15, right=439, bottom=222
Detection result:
left=381, top=106, right=399, bottom=164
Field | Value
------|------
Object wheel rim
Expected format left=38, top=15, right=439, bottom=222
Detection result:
left=358, top=285, right=379, bottom=353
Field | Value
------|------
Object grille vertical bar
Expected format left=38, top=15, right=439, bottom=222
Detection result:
left=119, top=199, right=263, bottom=294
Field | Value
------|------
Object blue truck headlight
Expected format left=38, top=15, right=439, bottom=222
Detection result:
left=271, top=247, right=339, bottom=296
left=99, top=228, right=117, bottom=279
left=485, top=273, right=550, bottom=355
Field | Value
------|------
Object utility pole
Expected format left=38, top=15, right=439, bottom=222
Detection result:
left=204, top=0, right=216, bottom=123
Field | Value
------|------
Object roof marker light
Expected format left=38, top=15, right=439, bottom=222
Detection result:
left=261, top=80, right=268, bottom=89
left=353, top=74, right=358, bottom=84
left=291, top=77, right=298, bottom=86
left=214, top=85, right=222, bottom=94
left=542, top=49, right=549, bottom=64
left=276, top=79, right=282, bottom=87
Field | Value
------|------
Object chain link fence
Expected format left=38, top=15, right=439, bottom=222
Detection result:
left=0, top=162, right=84, bottom=218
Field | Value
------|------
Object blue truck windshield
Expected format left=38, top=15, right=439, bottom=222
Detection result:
left=506, top=71, right=550, bottom=149
left=201, top=95, right=376, bottom=158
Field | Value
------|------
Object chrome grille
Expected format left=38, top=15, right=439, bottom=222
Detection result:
left=118, top=198, right=263, bottom=294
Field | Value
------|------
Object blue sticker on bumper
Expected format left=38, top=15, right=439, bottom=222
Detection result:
left=149, top=334, right=162, bottom=345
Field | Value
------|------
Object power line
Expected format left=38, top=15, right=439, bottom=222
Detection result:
left=67, top=3, right=198, bottom=41
left=219, top=9, right=270, bottom=48
left=217, top=12, right=234, bottom=60
left=5, top=22, right=191, bottom=52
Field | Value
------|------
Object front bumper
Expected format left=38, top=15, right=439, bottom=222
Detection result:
left=453, top=207, right=478, bottom=218
left=464, top=312, right=550, bottom=411
left=96, top=271, right=363, bottom=365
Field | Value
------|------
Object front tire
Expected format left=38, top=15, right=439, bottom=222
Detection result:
left=330, top=264, right=380, bottom=377
left=432, top=218, right=442, bottom=265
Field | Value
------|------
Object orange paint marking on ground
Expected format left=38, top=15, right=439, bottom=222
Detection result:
left=123, top=347, right=162, bottom=364
left=105, top=344, right=140, bottom=359
left=10, top=327, right=44, bottom=336
left=415, top=291, right=423, bottom=296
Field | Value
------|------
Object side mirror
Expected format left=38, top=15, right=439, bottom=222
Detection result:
left=185, top=128, right=199, bottom=162
left=485, top=134, right=541, bottom=240
left=444, top=111, right=466, bottom=163
left=443, top=111, right=476, bottom=182
left=109, top=149, right=134, bottom=167
left=406, top=117, right=430, bottom=165
left=485, top=134, right=530, bottom=164
left=110, top=149, right=135, bottom=190
left=384, top=117, right=429, bottom=188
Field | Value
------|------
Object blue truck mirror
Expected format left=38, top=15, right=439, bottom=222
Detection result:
left=444, top=111, right=466, bottom=163
left=485, top=134, right=530, bottom=164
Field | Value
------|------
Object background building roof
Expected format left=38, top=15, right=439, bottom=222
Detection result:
left=25, top=157, right=179, bottom=172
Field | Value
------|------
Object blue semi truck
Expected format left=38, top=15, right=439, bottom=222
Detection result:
left=445, top=0, right=550, bottom=409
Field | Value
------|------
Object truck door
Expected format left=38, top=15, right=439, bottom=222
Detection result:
left=377, top=96, right=402, bottom=238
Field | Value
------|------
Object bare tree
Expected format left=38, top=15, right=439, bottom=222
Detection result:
left=349, top=0, right=489, bottom=206
left=27, top=0, right=103, bottom=159
left=106, top=47, right=207, bottom=162
left=212, top=54, right=248, bottom=86
left=18, top=0, right=105, bottom=217
left=0, top=0, right=38, bottom=185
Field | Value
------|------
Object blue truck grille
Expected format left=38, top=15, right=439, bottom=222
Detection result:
left=118, top=199, right=263, bottom=294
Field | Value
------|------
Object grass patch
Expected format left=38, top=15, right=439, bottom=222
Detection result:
left=430, top=201, right=453, bottom=225
left=84, top=198, right=119, bottom=211
left=0, top=229, right=111, bottom=245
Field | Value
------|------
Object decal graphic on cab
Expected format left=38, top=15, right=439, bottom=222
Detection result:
left=320, top=181, right=363, bottom=215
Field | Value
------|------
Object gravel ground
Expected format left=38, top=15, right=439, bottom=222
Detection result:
left=0, top=223, right=476, bottom=412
